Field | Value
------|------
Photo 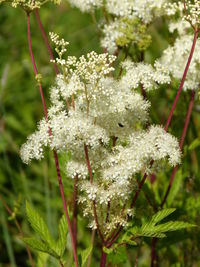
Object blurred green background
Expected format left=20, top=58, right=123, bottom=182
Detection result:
left=1, top=2, right=200, bottom=266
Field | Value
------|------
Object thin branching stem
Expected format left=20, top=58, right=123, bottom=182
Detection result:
left=164, top=30, right=198, bottom=131
left=26, top=13, right=79, bottom=267
left=151, top=90, right=196, bottom=266
left=84, top=144, right=105, bottom=244
left=72, top=174, right=78, bottom=251
left=34, top=9, right=59, bottom=75
left=161, top=90, right=196, bottom=208
left=100, top=249, right=107, bottom=267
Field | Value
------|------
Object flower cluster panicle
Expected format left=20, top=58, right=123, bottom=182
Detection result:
left=20, top=37, right=181, bottom=234
left=164, top=1, right=184, bottom=16
left=159, top=34, right=200, bottom=91
left=67, top=0, right=103, bottom=12
left=50, top=32, right=69, bottom=63
left=120, top=60, right=170, bottom=92
left=0, top=0, right=60, bottom=11
left=101, top=17, right=152, bottom=54
left=169, top=19, right=191, bottom=35
left=105, top=0, right=166, bottom=23
left=183, top=0, right=200, bottom=29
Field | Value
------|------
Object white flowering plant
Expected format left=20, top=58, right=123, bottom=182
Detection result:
left=1, top=0, right=200, bottom=266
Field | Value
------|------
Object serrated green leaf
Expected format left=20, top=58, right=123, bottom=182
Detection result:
left=37, top=252, right=49, bottom=267
left=129, top=226, right=166, bottom=238
left=128, top=209, right=195, bottom=240
left=151, top=209, right=176, bottom=225
left=55, top=215, right=68, bottom=257
left=152, top=221, right=195, bottom=233
left=26, top=201, right=55, bottom=248
left=81, top=245, right=93, bottom=267
left=22, top=237, right=59, bottom=258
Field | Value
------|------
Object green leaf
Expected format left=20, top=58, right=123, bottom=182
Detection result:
left=26, top=201, right=55, bottom=248
left=37, top=252, right=49, bottom=267
left=22, top=237, right=59, bottom=258
left=103, top=246, right=114, bottom=254
left=152, top=221, right=195, bottom=233
left=120, top=232, right=137, bottom=246
left=80, top=245, right=93, bottom=267
left=129, top=226, right=166, bottom=238
left=150, top=209, right=176, bottom=224
left=55, top=215, right=68, bottom=257
left=128, top=209, right=195, bottom=239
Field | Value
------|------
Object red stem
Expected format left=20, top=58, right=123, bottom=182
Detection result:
left=108, top=89, right=196, bottom=245
left=84, top=144, right=105, bottom=244
left=151, top=238, right=158, bottom=267
left=84, top=144, right=93, bottom=184
left=141, top=83, right=146, bottom=100
left=72, top=174, right=78, bottom=251
left=100, top=249, right=107, bottom=267
left=34, top=9, right=59, bottom=75
left=26, top=14, right=78, bottom=267
left=104, top=29, right=197, bottom=245
left=161, top=90, right=195, bottom=208
left=164, top=31, right=198, bottom=131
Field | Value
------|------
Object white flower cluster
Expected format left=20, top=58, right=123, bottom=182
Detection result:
left=67, top=0, right=166, bottom=23
left=168, top=19, right=191, bottom=35
left=102, top=0, right=167, bottom=53
left=49, top=32, right=69, bottom=61
left=101, top=20, right=124, bottom=54
left=164, top=2, right=184, bottom=16
left=67, top=0, right=103, bottom=12
left=184, top=0, right=200, bottom=27
left=0, top=0, right=61, bottom=10
left=20, top=36, right=181, bottom=234
left=120, top=60, right=170, bottom=92
left=159, top=34, right=200, bottom=91
left=105, top=0, right=134, bottom=17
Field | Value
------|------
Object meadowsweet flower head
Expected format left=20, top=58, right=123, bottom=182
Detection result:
left=67, top=0, right=103, bottom=12
left=0, top=0, right=61, bottom=11
left=184, top=0, right=200, bottom=28
left=159, top=34, right=200, bottom=91
left=106, top=0, right=166, bottom=23
left=101, top=17, right=152, bottom=54
left=120, top=60, right=170, bottom=92
left=20, top=35, right=181, bottom=234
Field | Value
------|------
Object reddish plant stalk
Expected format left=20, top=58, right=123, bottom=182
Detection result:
left=26, top=14, right=78, bottom=267
left=164, top=30, right=198, bottom=131
left=34, top=9, right=59, bottom=75
left=129, top=29, right=198, bottom=229
left=161, top=90, right=195, bottom=208
left=106, top=34, right=197, bottom=244
left=0, top=195, right=35, bottom=267
left=141, top=83, right=147, bottom=100
left=72, top=174, right=78, bottom=251
left=151, top=90, right=196, bottom=266
left=105, top=202, right=110, bottom=223
left=100, top=249, right=107, bottom=267
left=84, top=144, right=105, bottom=244
left=151, top=238, right=159, bottom=267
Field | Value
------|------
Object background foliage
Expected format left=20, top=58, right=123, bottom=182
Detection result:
left=1, top=2, right=200, bottom=266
